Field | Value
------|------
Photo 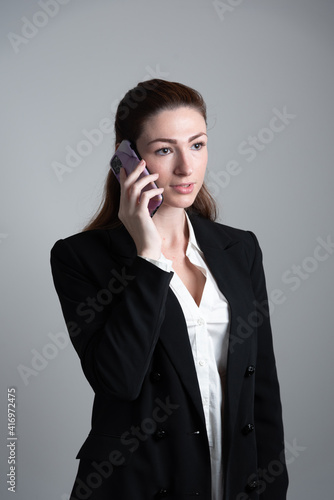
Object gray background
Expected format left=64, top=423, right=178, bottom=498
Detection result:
left=1, top=0, right=333, bottom=498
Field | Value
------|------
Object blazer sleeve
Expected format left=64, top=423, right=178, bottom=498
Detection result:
left=50, top=237, right=173, bottom=401
left=247, top=231, right=289, bottom=498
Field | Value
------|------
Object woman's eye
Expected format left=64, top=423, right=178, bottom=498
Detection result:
left=191, top=142, right=204, bottom=150
left=156, top=147, right=171, bottom=155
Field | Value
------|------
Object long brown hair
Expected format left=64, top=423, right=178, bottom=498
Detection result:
left=84, top=79, right=217, bottom=231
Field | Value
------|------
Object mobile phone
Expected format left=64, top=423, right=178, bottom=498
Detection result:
left=110, top=140, right=163, bottom=216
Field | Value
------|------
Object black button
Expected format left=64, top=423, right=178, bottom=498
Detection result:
left=242, top=423, right=254, bottom=435
left=150, top=371, right=161, bottom=382
left=154, top=429, right=167, bottom=440
left=155, top=488, right=168, bottom=498
left=245, top=365, right=255, bottom=377
left=246, top=480, right=259, bottom=492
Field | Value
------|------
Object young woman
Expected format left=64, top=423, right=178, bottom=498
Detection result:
left=51, top=79, right=288, bottom=500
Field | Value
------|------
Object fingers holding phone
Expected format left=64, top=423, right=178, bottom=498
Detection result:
left=121, top=160, right=163, bottom=210
left=113, top=145, right=164, bottom=259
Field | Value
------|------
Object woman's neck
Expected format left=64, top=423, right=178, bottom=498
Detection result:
left=153, top=208, right=189, bottom=252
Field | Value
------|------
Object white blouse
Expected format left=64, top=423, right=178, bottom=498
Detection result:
left=139, top=211, right=230, bottom=500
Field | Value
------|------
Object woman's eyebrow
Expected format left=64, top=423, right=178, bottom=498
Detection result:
left=146, top=132, right=207, bottom=146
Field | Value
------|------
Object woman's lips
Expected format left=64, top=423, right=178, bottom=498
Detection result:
left=171, top=183, right=195, bottom=194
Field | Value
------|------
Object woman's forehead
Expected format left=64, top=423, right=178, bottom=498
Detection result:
left=139, top=107, right=207, bottom=141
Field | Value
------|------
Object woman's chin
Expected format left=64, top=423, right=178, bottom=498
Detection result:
left=160, top=200, right=194, bottom=212
left=161, top=192, right=198, bottom=210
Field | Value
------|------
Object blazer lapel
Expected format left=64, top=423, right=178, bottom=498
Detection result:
left=159, top=291, right=207, bottom=427
left=189, top=214, right=256, bottom=436
left=159, top=214, right=256, bottom=432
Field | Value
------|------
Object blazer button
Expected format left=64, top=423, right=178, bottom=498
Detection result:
left=155, top=488, right=168, bottom=498
left=242, top=423, right=254, bottom=435
left=150, top=371, right=161, bottom=382
left=154, top=429, right=167, bottom=440
left=246, top=480, right=259, bottom=492
left=245, top=365, right=255, bottom=377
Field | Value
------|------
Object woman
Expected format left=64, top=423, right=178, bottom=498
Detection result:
left=51, top=79, right=288, bottom=499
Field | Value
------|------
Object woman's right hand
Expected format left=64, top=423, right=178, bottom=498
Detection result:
left=118, top=160, right=164, bottom=260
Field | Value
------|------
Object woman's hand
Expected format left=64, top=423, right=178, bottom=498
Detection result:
left=118, top=160, right=164, bottom=260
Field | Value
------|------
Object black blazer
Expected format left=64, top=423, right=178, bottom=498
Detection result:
left=51, top=212, right=288, bottom=500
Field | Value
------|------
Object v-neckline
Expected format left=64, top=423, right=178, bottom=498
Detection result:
left=172, top=264, right=207, bottom=310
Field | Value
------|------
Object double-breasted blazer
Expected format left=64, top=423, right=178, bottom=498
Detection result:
left=50, top=212, right=288, bottom=500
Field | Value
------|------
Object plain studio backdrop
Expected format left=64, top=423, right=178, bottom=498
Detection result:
left=1, top=0, right=333, bottom=498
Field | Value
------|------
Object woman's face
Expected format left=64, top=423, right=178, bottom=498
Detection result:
left=136, top=106, right=208, bottom=211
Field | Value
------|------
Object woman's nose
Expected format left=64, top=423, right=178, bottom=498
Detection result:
left=174, top=150, right=193, bottom=176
